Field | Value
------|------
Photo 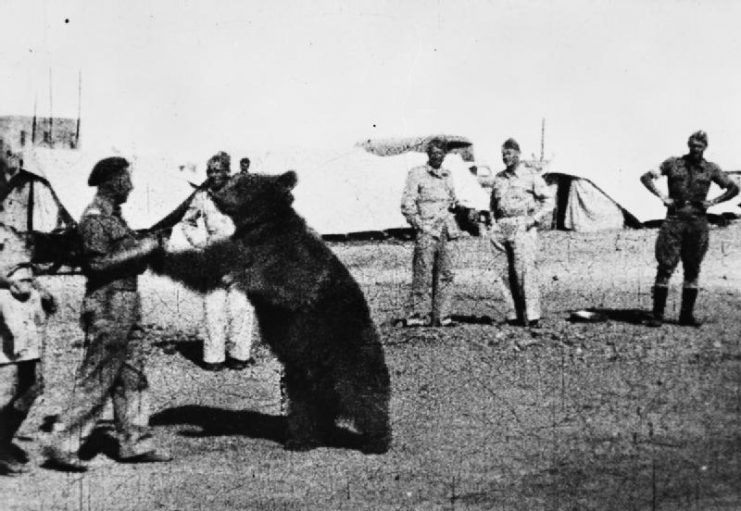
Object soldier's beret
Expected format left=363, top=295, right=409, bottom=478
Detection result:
left=502, top=138, right=521, bottom=152
left=88, top=157, right=130, bottom=186
left=688, top=130, right=708, bottom=147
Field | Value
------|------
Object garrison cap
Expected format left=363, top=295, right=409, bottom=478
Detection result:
left=88, top=157, right=130, bottom=186
left=688, top=130, right=708, bottom=147
left=502, top=138, right=521, bottom=152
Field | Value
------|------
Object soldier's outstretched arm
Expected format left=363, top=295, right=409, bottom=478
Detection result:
left=85, top=236, right=161, bottom=274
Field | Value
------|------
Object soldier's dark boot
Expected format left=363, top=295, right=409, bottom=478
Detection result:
left=645, top=286, right=668, bottom=327
left=679, top=288, right=701, bottom=327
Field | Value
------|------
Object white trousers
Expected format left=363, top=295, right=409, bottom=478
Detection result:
left=203, top=286, right=255, bottom=364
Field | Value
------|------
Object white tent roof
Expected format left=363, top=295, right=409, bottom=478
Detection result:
left=253, top=147, right=489, bottom=235
left=21, top=148, right=198, bottom=229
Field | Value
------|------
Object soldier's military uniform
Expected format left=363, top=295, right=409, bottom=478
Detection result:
left=51, top=195, right=156, bottom=457
left=45, top=157, right=169, bottom=471
left=648, top=136, right=738, bottom=325
left=488, top=163, right=553, bottom=325
left=400, top=162, right=460, bottom=325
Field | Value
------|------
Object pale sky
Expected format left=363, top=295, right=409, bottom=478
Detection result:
left=2, top=0, right=741, bottom=193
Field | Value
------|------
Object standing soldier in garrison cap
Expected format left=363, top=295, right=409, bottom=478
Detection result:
left=484, top=138, right=553, bottom=328
left=640, top=131, right=739, bottom=327
left=44, top=157, right=172, bottom=471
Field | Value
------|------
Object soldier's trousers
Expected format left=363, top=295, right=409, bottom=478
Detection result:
left=655, top=216, right=709, bottom=288
left=53, top=289, right=154, bottom=457
left=0, top=360, right=42, bottom=453
left=203, top=285, right=255, bottom=364
left=490, top=219, right=541, bottom=323
left=409, top=231, right=455, bottom=321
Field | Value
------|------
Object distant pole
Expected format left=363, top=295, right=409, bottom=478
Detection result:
left=540, top=118, right=545, bottom=162
left=75, top=70, right=82, bottom=148
left=31, top=94, right=37, bottom=145
left=48, top=67, right=54, bottom=147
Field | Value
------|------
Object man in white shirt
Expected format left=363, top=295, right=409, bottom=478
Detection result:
left=179, top=153, right=256, bottom=371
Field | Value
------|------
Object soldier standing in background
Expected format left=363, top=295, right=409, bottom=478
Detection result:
left=484, top=138, right=553, bottom=328
left=239, top=157, right=251, bottom=174
left=400, top=138, right=460, bottom=327
left=44, top=157, right=171, bottom=472
left=640, top=131, right=739, bottom=327
left=179, top=153, right=256, bottom=371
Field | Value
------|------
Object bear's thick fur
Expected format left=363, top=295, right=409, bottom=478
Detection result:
left=152, top=171, right=391, bottom=453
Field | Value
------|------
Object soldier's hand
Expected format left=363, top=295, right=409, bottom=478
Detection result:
left=221, top=273, right=235, bottom=287
left=661, top=197, right=675, bottom=208
left=40, top=290, right=58, bottom=315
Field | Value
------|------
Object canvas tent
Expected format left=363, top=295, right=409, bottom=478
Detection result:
left=10, top=147, right=198, bottom=269
left=360, top=135, right=475, bottom=162
left=543, top=172, right=642, bottom=231
left=245, top=137, right=489, bottom=238
left=474, top=162, right=741, bottom=232
left=21, top=148, right=199, bottom=230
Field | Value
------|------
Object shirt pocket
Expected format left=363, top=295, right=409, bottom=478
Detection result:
left=418, top=181, right=448, bottom=202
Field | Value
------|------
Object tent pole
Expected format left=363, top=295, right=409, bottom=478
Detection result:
left=48, top=67, right=54, bottom=148
left=540, top=118, right=545, bottom=162
left=75, top=70, right=82, bottom=148
left=31, top=94, right=37, bottom=145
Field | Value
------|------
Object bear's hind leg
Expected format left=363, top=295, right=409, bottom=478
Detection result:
left=336, top=376, right=392, bottom=454
left=282, top=367, right=328, bottom=451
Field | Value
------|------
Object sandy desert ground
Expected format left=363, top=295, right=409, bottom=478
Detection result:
left=2, top=224, right=741, bottom=510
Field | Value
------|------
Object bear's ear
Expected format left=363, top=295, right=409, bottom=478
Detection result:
left=278, top=170, right=298, bottom=190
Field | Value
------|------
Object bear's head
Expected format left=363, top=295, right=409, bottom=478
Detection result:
left=212, top=171, right=298, bottom=227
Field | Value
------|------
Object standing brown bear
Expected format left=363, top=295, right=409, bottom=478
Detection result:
left=153, top=171, right=391, bottom=454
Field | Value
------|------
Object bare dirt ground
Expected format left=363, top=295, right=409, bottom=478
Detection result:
left=2, top=224, right=741, bottom=510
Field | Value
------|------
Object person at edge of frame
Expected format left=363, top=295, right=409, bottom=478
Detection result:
left=0, top=262, right=56, bottom=476
left=400, top=137, right=461, bottom=327
left=640, top=130, right=739, bottom=327
left=43, top=156, right=172, bottom=472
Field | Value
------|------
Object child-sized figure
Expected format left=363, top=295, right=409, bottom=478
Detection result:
left=0, top=264, right=53, bottom=475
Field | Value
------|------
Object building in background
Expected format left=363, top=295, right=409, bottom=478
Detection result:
left=0, top=115, right=79, bottom=153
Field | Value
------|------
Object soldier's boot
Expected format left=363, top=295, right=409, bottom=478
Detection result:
left=645, top=286, right=668, bottom=327
left=679, top=288, right=701, bottom=327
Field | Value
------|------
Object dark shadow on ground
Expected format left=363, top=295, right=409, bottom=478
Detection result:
left=450, top=314, right=496, bottom=325
left=77, top=423, right=120, bottom=461
left=152, top=339, right=207, bottom=369
left=150, top=405, right=367, bottom=452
